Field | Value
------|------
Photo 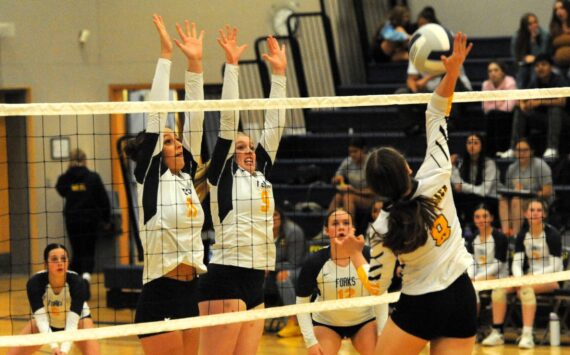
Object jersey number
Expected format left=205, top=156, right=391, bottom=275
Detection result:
left=186, top=196, right=198, bottom=218
left=260, top=189, right=270, bottom=213
left=430, top=214, right=450, bottom=246
left=337, top=288, right=356, bottom=299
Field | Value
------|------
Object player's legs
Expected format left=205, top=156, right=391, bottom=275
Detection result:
left=429, top=336, right=476, bottom=355
left=314, top=325, right=343, bottom=355
left=141, top=331, right=184, bottom=355
left=351, top=320, right=377, bottom=355
left=75, top=317, right=100, bottom=355
left=198, top=299, right=245, bottom=355
left=234, top=303, right=266, bottom=355
left=374, top=318, right=427, bottom=355
left=6, top=320, right=42, bottom=355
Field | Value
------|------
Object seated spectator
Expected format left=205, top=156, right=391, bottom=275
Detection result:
left=372, top=5, right=413, bottom=62
left=499, top=138, right=555, bottom=237
left=415, top=6, right=439, bottom=28
left=451, top=134, right=501, bottom=230
left=482, top=199, right=562, bottom=349
left=497, top=54, right=567, bottom=159
left=482, top=61, right=517, bottom=155
left=328, top=138, right=375, bottom=233
left=466, top=204, right=509, bottom=314
left=550, top=0, right=570, bottom=76
left=265, top=207, right=307, bottom=338
left=512, top=13, right=550, bottom=88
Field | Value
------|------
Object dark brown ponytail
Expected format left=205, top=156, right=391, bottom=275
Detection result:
left=124, top=131, right=146, bottom=162
left=366, top=147, right=440, bottom=254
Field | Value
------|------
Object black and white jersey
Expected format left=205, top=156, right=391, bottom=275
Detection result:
left=297, top=247, right=376, bottom=326
left=207, top=64, right=286, bottom=270
left=368, top=93, right=473, bottom=295
left=512, top=224, right=563, bottom=276
left=466, top=230, right=509, bottom=280
left=27, top=271, right=90, bottom=329
left=135, top=58, right=206, bottom=284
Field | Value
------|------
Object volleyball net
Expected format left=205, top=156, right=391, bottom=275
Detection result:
left=1, top=87, right=570, bottom=348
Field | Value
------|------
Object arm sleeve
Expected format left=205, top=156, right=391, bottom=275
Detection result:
left=55, top=174, right=68, bottom=197
left=60, top=312, right=80, bottom=354
left=335, top=158, right=350, bottom=179
left=33, top=308, right=59, bottom=350
left=365, top=243, right=397, bottom=295
left=207, top=65, right=239, bottom=185
left=258, top=75, right=287, bottom=163
left=146, top=58, right=172, bottom=155
left=460, top=159, right=498, bottom=197
left=512, top=252, right=525, bottom=277
left=415, top=93, right=453, bottom=180
left=451, top=165, right=462, bottom=185
left=182, top=71, right=205, bottom=161
left=296, top=296, right=318, bottom=348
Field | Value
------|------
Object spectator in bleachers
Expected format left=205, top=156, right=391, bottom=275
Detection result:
left=499, top=138, right=555, bottom=237
left=415, top=6, right=439, bottom=28
left=550, top=0, right=570, bottom=76
left=512, top=13, right=550, bottom=88
left=466, top=204, right=509, bottom=314
left=497, top=54, right=567, bottom=160
left=267, top=207, right=307, bottom=338
left=372, top=5, right=413, bottom=63
left=482, top=199, right=562, bottom=349
left=328, top=137, right=375, bottom=232
left=482, top=61, right=517, bottom=155
left=451, top=134, right=501, bottom=231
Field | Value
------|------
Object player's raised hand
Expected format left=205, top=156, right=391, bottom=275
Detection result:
left=441, top=32, right=472, bottom=76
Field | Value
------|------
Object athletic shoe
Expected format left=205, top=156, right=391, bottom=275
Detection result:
left=496, top=149, right=514, bottom=159
left=482, top=329, right=504, bottom=346
left=543, top=148, right=558, bottom=160
left=518, top=332, right=534, bottom=349
left=277, top=323, right=302, bottom=338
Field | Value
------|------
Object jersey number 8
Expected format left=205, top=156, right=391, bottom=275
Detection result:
left=430, top=214, right=450, bottom=246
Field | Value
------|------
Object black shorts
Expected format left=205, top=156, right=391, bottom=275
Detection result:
left=134, top=276, right=199, bottom=338
left=198, top=263, right=265, bottom=310
left=391, top=273, right=477, bottom=340
left=313, top=318, right=375, bottom=339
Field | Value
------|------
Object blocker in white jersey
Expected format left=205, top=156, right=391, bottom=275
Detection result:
left=343, top=33, right=477, bottom=354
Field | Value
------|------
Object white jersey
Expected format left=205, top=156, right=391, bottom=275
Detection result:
left=208, top=65, right=286, bottom=270
left=135, top=59, right=206, bottom=284
left=512, top=225, right=563, bottom=277
left=368, top=93, right=473, bottom=296
left=466, top=230, right=509, bottom=280
left=27, top=271, right=90, bottom=329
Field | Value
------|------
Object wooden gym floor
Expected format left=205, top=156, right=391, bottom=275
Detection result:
left=2, top=274, right=570, bottom=354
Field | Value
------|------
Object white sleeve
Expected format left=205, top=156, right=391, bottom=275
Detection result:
left=543, top=256, right=563, bottom=274
left=415, top=93, right=452, bottom=180
left=258, top=75, right=287, bottom=162
left=368, top=242, right=397, bottom=295
left=60, top=311, right=80, bottom=354
left=296, top=296, right=318, bottom=348
left=451, top=165, right=462, bottom=185
left=374, top=303, right=389, bottom=335
left=512, top=252, right=525, bottom=277
left=218, top=64, right=240, bottom=155
left=33, top=308, right=59, bottom=350
left=182, top=71, right=205, bottom=161
left=146, top=58, right=172, bottom=157
left=461, top=160, right=498, bottom=197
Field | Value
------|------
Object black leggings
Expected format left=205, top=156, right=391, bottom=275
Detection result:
left=66, top=218, right=98, bottom=275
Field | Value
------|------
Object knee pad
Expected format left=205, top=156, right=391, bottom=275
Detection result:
left=520, top=287, right=536, bottom=305
left=491, top=288, right=507, bottom=304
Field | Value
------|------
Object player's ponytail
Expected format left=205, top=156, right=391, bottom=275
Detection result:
left=124, top=131, right=146, bottom=162
left=366, top=147, right=439, bottom=254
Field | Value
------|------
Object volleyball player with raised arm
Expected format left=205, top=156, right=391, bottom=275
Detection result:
left=344, top=33, right=477, bottom=355
left=296, top=209, right=388, bottom=355
left=197, top=28, right=287, bottom=355
left=124, top=15, right=206, bottom=355
left=8, top=244, right=98, bottom=355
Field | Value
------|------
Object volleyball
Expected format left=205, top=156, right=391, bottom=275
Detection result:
left=409, top=23, right=454, bottom=75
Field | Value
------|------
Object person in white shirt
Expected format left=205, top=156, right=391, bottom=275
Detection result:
left=343, top=33, right=477, bottom=355
left=482, top=199, right=562, bottom=349
left=8, top=244, right=98, bottom=355
left=124, top=15, right=206, bottom=355
left=296, top=209, right=388, bottom=355
left=196, top=29, right=287, bottom=355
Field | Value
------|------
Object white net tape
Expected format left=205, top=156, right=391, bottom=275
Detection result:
left=0, top=87, right=568, bottom=116
left=1, top=271, right=570, bottom=347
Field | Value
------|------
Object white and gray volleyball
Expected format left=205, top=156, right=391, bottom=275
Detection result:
left=409, top=24, right=454, bottom=75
